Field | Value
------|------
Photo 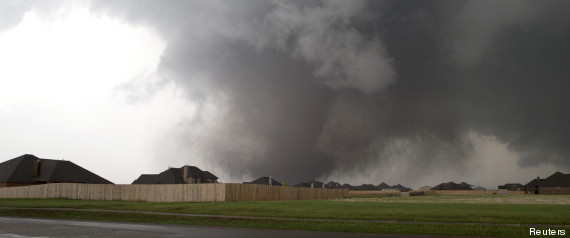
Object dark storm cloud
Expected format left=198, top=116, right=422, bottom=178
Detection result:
left=89, top=0, right=400, bottom=182
left=93, top=0, right=570, bottom=184
left=6, top=0, right=568, bottom=184
left=445, top=1, right=570, bottom=168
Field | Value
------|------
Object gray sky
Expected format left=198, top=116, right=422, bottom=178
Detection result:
left=1, top=0, right=568, bottom=189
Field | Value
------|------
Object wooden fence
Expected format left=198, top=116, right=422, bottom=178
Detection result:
left=538, top=187, right=570, bottom=195
left=0, top=183, right=226, bottom=202
left=225, top=184, right=349, bottom=201
left=0, top=183, right=348, bottom=202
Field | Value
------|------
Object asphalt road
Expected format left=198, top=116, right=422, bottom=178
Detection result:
left=0, top=217, right=465, bottom=238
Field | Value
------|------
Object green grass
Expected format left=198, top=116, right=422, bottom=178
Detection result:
left=0, top=197, right=569, bottom=225
left=0, top=196, right=568, bottom=237
left=0, top=208, right=532, bottom=237
left=349, top=194, right=570, bottom=205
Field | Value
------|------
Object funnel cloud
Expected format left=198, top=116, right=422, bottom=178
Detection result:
left=2, top=0, right=569, bottom=188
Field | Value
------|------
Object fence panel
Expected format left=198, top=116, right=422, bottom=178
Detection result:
left=223, top=184, right=348, bottom=201
left=0, top=183, right=349, bottom=202
left=0, top=183, right=227, bottom=202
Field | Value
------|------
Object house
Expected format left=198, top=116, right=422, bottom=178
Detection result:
left=0, top=154, right=113, bottom=187
left=352, top=184, right=378, bottom=191
left=202, top=171, right=218, bottom=183
left=539, top=171, right=570, bottom=194
left=432, top=182, right=473, bottom=190
left=340, top=183, right=353, bottom=190
left=498, top=183, right=523, bottom=191
left=525, top=172, right=570, bottom=195
left=373, top=182, right=411, bottom=191
left=524, top=178, right=544, bottom=194
left=391, top=184, right=412, bottom=192
left=324, top=181, right=341, bottom=189
left=377, top=182, right=392, bottom=190
left=244, top=176, right=282, bottom=186
left=132, top=165, right=218, bottom=184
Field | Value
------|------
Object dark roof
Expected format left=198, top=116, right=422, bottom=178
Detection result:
left=391, top=184, right=412, bottom=191
left=432, top=182, right=473, bottom=190
left=158, top=168, right=185, bottom=184
left=524, top=178, right=544, bottom=191
left=184, top=166, right=204, bottom=179
left=377, top=182, right=391, bottom=189
left=202, top=171, right=218, bottom=180
left=340, top=183, right=353, bottom=189
left=341, top=183, right=412, bottom=191
left=132, top=168, right=181, bottom=184
left=352, top=184, right=377, bottom=191
left=460, top=182, right=473, bottom=187
left=322, top=182, right=411, bottom=191
left=36, top=160, right=112, bottom=184
left=132, top=174, right=161, bottom=184
left=0, top=154, right=36, bottom=183
left=540, top=172, right=570, bottom=187
left=244, top=176, right=282, bottom=186
left=498, top=183, right=524, bottom=190
left=0, top=154, right=112, bottom=184
left=132, top=165, right=217, bottom=184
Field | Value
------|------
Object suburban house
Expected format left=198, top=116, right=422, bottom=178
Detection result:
left=340, top=183, right=353, bottom=189
left=345, top=182, right=411, bottom=191
left=498, top=183, right=524, bottom=191
left=391, top=184, right=412, bottom=192
left=351, top=184, right=377, bottom=191
left=432, top=182, right=473, bottom=190
left=0, top=154, right=113, bottom=187
left=525, top=172, right=570, bottom=194
left=377, top=182, right=392, bottom=190
left=325, top=181, right=341, bottom=189
left=243, top=176, right=282, bottom=186
left=132, top=165, right=218, bottom=184
left=349, top=182, right=411, bottom=191
left=524, top=178, right=544, bottom=194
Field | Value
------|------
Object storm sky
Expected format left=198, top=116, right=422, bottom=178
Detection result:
left=1, top=0, right=569, bottom=188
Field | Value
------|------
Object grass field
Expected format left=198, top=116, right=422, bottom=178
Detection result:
left=348, top=193, right=570, bottom=205
left=0, top=195, right=568, bottom=237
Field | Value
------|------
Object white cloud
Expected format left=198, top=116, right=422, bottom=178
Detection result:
left=464, top=132, right=557, bottom=189
left=0, top=4, right=195, bottom=184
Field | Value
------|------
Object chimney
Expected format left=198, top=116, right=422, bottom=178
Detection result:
left=183, top=165, right=189, bottom=184
left=33, top=160, right=41, bottom=177
left=311, top=182, right=314, bottom=189
left=537, top=176, right=540, bottom=185
left=269, top=176, right=272, bottom=186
